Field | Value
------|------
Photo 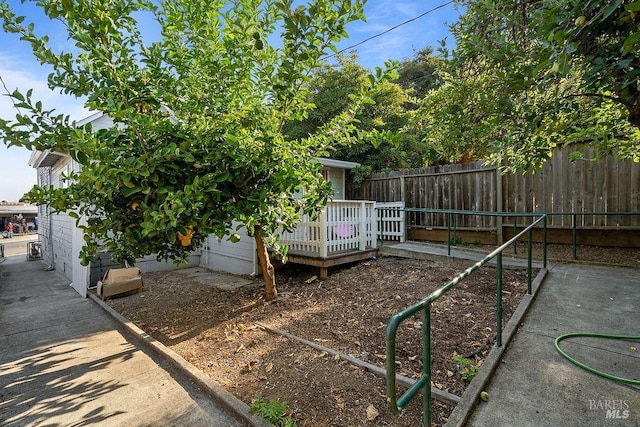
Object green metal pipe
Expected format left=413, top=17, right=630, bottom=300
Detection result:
left=453, top=214, right=458, bottom=246
left=447, top=213, right=451, bottom=256
left=527, top=228, right=532, bottom=294
left=543, top=215, right=548, bottom=268
left=422, top=307, right=431, bottom=427
left=572, top=214, right=577, bottom=260
left=385, top=315, right=400, bottom=412
left=496, top=252, right=503, bottom=347
left=397, top=376, right=430, bottom=410
left=513, top=217, right=518, bottom=255
left=385, top=213, right=548, bottom=425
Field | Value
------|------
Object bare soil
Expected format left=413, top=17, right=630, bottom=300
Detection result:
left=105, top=244, right=638, bottom=426
left=107, top=255, right=531, bottom=426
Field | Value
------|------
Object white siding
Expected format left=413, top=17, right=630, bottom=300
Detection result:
left=84, top=114, right=114, bottom=130
left=51, top=212, right=74, bottom=281
left=36, top=167, right=53, bottom=266
left=327, top=167, right=346, bottom=200
left=200, top=223, right=257, bottom=275
left=46, top=158, right=75, bottom=281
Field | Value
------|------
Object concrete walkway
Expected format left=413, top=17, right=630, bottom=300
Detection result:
left=381, top=242, right=640, bottom=426
left=464, top=262, right=639, bottom=427
left=2, top=241, right=638, bottom=426
left=0, top=256, right=253, bottom=426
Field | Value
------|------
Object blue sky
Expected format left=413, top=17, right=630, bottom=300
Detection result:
left=0, top=0, right=462, bottom=202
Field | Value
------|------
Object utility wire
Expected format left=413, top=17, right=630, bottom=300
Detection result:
left=322, top=1, right=455, bottom=61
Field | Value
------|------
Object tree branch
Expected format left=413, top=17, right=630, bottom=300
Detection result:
left=560, top=92, right=624, bottom=104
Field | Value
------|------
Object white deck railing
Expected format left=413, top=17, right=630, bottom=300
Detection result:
left=281, top=200, right=377, bottom=258
left=377, top=201, right=406, bottom=242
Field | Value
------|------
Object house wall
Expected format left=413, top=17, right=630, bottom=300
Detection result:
left=327, top=167, right=346, bottom=199
left=36, top=168, right=53, bottom=266
left=90, top=252, right=201, bottom=286
left=199, top=223, right=257, bottom=276
left=39, top=158, right=76, bottom=281
left=50, top=212, right=75, bottom=281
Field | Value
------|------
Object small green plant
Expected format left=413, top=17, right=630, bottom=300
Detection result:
left=453, top=354, right=479, bottom=381
left=250, top=396, right=296, bottom=427
left=448, top=236, right=469, bottom=247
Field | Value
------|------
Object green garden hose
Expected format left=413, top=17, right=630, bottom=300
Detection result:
left=554, top=332, right=640, bottom=386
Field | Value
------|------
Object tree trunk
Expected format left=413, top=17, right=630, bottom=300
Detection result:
left=627, top=102, right=640, bottom=129
left=254, top=227, right=277, bottom=301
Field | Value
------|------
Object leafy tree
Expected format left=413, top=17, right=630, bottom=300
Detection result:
left=411, top=73, right=500, bottom=165
left=283, top=52, right=370, bottom=140
left=0, top=0, right=390, bottom=300
left=533, top=0, right=640, bottom=126
left=395, top=47, right=444, bottom=99
left=285, top=52, right=428, bottom=182
left=444, top=0, right=640, bottom=168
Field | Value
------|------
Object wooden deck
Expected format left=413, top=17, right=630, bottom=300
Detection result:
left=277, top=248, right=378, bottom=279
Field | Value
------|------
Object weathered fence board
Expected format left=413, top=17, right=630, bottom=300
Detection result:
left=348, top=144, right=640, bottom=230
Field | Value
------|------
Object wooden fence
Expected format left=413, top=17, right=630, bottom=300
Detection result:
left=348, top=144, right=640, bottom=234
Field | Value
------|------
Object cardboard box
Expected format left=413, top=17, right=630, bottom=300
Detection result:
left=97, top=267, right=143, bottom=300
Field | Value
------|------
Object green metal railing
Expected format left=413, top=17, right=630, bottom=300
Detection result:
left=506, top=211, right=639, bottom=259
left=385, top=213, right=548, bottom=427
left=379, top=207, right=639, bottom=260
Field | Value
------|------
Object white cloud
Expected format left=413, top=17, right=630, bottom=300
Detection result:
left=0, top=54, right=88, bottom=121
left=0, top=54, right=88, bottom=202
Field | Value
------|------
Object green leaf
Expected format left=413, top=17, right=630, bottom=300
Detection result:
left=123, top=186, right=142, bottom=197
left=601, top=0, right=623, bottom=20
left=623, top=32, right=640, bottom=54
left=11, top=90, right=25, bottom=102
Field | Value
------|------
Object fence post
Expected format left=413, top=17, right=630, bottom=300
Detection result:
left=496, top=167, right=503, bottom=244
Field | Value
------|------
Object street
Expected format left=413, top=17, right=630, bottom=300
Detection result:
left=0, top=233, right=38, bottom=257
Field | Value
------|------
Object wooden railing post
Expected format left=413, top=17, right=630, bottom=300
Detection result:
left=360, top=201, right=367, bottom=251
left=320, top=207, right=328, bottom=258
left=370, top=202, right=377, bottom=249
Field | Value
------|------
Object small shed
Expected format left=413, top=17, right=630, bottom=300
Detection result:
left=200, top=158, right=378, bottom=278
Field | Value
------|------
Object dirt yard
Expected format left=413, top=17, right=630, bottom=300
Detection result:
left=105, top=243, right=638, bottom=426
left=107, top=254, right=533, bottom=426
